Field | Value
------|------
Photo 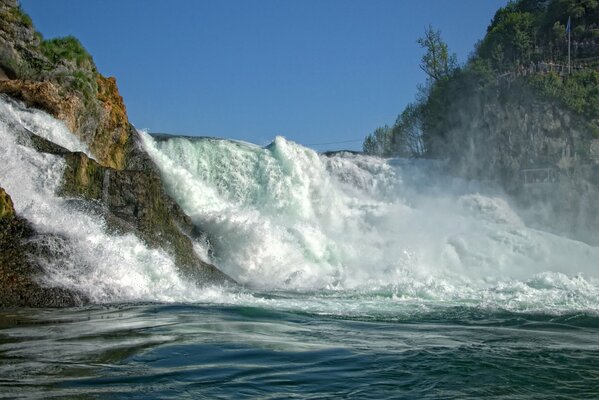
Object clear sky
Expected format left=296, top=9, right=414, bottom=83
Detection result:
left=21, top=0, right=507, bottom=151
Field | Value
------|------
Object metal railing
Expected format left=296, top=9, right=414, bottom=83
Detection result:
left=496, top=60, right=598, bottom=85
left=520, top=167, right=559, bottom=185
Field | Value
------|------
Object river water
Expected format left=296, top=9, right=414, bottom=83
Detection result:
left=1, top=95, right=599, bottom=398
left=1, top=299, right=599, bottom=399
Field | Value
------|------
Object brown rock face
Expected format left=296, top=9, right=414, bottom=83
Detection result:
left=0, top=77, right=132, bottom=170
left=0, top=79, right=79, bottom=127
left=0, top=77, right=131, bottom=170
left=0, top=1, right=234, bottom=307
left=93, top=75, right=130, bottom=170
left=0, top=187, right=14, bottom=219
left=0, top=0, right=132, bottom=170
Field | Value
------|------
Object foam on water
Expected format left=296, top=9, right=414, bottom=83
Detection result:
left=1, top=94, right=598, bottom=314
left=0, top=95, right=92, bottom=156
left=0, top=96, right=206, bottom=303
left=141, top=133, right=599, bottom=313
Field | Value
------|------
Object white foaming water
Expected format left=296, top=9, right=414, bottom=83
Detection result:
left=2, top=92, right=599, bottom=314
left=0, top=95, right=92, bottom=156
left=141, top=133, right=599, bottom=313
left=0, top=96, right=208, bottom=303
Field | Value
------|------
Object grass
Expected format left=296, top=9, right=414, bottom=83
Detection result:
left=10, top=5, right=33, bottom=27
left=41, top=36, right=93, bottom=67
left=0, top=5, right=32, bottom=30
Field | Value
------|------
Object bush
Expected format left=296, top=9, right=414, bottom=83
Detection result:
left=0, top=5, right=33, bottom=28
left=13, top=5, right=32, bottom=27
left=527, top=70, right=599, bottom=119
left=41, top=36, right=93, bottom=67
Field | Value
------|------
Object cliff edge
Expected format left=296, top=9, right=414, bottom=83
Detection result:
left=0, top=0, right=232, bottom=307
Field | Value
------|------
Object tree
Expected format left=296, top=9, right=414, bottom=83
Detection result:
left=478, top=6, right=535, bottom=68
left=417, top=26, right=458, bottom=82
left=363, top=134, right=377, bottom=154
left=363, top=125, right=392, bottom=156
left=391, top=103, right=426, bottom=157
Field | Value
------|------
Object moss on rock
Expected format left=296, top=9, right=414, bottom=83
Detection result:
left=60, top=152, right=105, bottom=201
left=0, top=187, right=14, bottom=219
left=55, top=148, right=232, bottom=284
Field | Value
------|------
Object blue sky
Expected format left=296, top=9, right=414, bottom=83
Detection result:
left=21, top=0, right=507, bottom=151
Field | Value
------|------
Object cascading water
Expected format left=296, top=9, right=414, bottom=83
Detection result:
left=0, top=95, right=208, bottom=303
left=1, top=93, right=599, bottom=313
left=2, top=96, right=599, bottom=398
left=141, top=132, right=599, bottom=313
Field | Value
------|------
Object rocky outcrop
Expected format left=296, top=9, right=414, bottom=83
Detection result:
left=0, top=1, right=233, bottom=307
left=57, top=144, right=228, bottom=283
left=0, top=0, right=131, bottom=170
left=93, top=75, right=130, bottom=169
left=0, top=0, right=41, bottom=79
left=10, top=91, right=232, bottom=288
left=0, top=187, right=13, bottom=219
left=428, top=82, right=591, bottom=182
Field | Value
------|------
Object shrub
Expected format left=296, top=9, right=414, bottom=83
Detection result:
left=527, top=70, right=599, bottom=120
left=13, top=5, right=32, bottom=27
left=41, top=36, right=93, bottom=67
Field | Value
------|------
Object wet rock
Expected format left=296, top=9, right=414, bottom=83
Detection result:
left=0, top=187, right=87, bottom=308
left=56, top=145, right=233, bottom=284
left=0, top=187, right=14, bottom=219
left=0, top=0, right=234, bottom=308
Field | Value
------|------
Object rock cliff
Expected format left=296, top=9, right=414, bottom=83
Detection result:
left=0, top=0, right=232, bottom=307
left=427, top=80, right=599, bottom=244
left=0, top=0, right=130, bottom=170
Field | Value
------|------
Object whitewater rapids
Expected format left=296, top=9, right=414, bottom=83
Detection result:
left=141, top=133, right=599, bottom=312
left=1, top=94, right=598, bottom=314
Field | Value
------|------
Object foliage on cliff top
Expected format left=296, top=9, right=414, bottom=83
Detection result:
left=38, top=36, right=98, bottom=108
left=41, top=36, right=93, bottom=68
left=1, top=3, right=98, bottom=100
left=0, top=3, right=33, bottom=28
left=364, top=0, right=599, bottom=156
left=479, top=0, right=598, bottom=69
left=528, top=70, right=599, bottom=119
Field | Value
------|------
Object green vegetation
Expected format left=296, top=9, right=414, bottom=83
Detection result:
left=70, top=70, right=99, bottom=103
left=14, top=5, right=33, bottom=27
left=41, top=36, right=93, bottom=67
left=39, top=36, right=98, bottom=104
left=2, top=4, right=33, bottom=27
left=528, top=70, right=599, bottom=119
left=364, top=0, right=599, bottom=156
left=418, top=25, right=458, bottom=82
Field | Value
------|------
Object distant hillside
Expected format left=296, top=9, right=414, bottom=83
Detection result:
left=364, top=0, right=599, bottom=160
left=363, top=0, right=599, bottom=244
